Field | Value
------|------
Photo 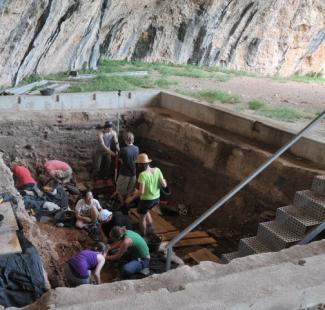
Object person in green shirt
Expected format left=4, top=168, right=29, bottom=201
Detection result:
left=126, top=153, right=167, bottom=236
left=106, top=226, right=150, bottom=277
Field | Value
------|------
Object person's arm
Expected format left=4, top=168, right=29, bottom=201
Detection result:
left=99, top=225, right=108, bottom=243
left=94, top=199, right=102, bottom=211
left=94, top=254, right=105, bottom=284
left=98, top=132, right=115, bottom=155
left=106, top=239, right=130, bottom=261
left=113, top=131, right=120, bottom=152
left=159, top=169, right=167, bottom=188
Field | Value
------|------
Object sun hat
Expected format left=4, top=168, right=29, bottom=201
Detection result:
left=99, top=209, right=112, bottom=222
left=135, top=153, right=152, bottom=164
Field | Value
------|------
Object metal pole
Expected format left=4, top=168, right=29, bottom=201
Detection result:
left=115, top=90, right=121, bottom=183
left=166, top=111, right=325, bottom=271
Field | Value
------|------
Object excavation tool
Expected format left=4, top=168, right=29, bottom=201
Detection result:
left=115, top=90, right=122, bottom=183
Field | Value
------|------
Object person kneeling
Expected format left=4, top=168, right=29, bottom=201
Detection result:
left=106, top=226, right=150, bottom=278
left=64, top=243, right=108, bottom=287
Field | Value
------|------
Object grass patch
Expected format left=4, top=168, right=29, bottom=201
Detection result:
left=67, top=75, right=156, bottom=92
left=257, top=106, right=305, bottom=122
left=248, top=99, right=265, bottom=110
left=21, top=74, right=42, bottom=85
left=176, top=89, right=240, bottom=104
left=290, top=74, right=325, bottom=84
left=155, top=77, right=178, bottom=89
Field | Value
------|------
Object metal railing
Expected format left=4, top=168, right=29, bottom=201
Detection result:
left=166, top=111, right=325, bottom=270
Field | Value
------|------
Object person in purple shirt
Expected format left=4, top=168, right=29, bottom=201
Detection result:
left=64, top=243, right=108, bottom=287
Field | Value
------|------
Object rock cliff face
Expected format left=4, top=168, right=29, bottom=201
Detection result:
left=0, top=0, right=324, bottom=86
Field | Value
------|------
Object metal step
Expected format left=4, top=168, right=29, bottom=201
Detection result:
left=312, top=175, right=325, bottom=196
left=220, top=251, right=241, bottom=264
left=276, top=205, right=321, bottom=236
left=257, top=221, right=302, bottom=251
left=294, top=190, right=325, bottom=221
left=238, top=236, right=272, bottom=256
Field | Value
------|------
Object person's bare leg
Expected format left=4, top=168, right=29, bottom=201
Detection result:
left=139, top=214, right=147, bottom=236
left=146, top=212, right=155, bottom=234
left=76, top=220, right=87, bottom=229
left=90, top=206, right=99, bottom=224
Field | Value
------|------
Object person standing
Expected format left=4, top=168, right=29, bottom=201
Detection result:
left=126, top=153, right=167, bottom=236
left=116, top=132, right=139, bottom=201
left=106, top=226, right=150, bottom=277
left=64, top=243, right=108, bottom=287
left=93, top=121, right=119, bottom=179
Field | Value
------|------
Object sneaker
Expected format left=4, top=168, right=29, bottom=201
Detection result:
left=139, top=268, right=150, bottom=276
left=56, top=222, right=64, bottom=227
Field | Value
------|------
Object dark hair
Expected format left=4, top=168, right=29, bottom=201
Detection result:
left=95, top=242, right=107, bottom=254
left=137, top=163, right=149, bottom=173
left=109, top=226, right=127, bottom=241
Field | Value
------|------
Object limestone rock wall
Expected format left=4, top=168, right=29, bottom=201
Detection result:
left=0, top=0, right=324, bottom=86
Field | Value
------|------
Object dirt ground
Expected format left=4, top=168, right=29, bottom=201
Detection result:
left=1, top=107, right=324, bottom=288
left=171, top=75, right=325, bottom=142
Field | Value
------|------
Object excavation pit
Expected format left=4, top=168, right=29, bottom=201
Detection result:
left=0, top=91, right=324, bottom=292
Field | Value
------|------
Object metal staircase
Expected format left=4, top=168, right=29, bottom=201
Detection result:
left=222, top=175, right=325, bottom=262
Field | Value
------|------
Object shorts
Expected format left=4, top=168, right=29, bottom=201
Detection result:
left=116, top=175, right=136, bottom=198
left=137, top=198, right=160, bottom=215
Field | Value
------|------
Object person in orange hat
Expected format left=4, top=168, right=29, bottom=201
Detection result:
left=126, top=153, right=167, bottom=236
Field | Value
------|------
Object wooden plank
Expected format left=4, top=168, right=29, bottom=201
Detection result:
left=0, top=231, right=22, bottom=255
left=129, top=209, right=178, bottom=234
left=158, top=230, right=210, bottom=241
left=150, top=211, right=178, bottom=234
left=0, top=202, right=19, bottom=233
left=188, top=248, right=220, bottom=264
left=174, top=237, right=217, bottom=248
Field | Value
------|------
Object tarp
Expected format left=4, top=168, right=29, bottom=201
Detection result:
left=0, top=231, right=47, bottom=308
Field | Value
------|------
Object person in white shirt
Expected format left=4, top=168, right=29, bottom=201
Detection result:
left=75, top=191, right=102, bottom=228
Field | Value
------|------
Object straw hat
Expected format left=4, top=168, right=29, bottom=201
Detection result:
left=135, top=153, right=152, bottom=164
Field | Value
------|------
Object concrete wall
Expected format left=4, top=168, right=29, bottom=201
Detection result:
left=159, top=92, right=325, bottom=167
left=0, top=90, right=160, bottom=112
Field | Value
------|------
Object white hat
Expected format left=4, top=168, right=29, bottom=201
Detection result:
left=99, top=209, right=112, bottom=222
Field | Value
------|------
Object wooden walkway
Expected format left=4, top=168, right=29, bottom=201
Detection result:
left=129, top=208, right=219, bottom=264
left=0, top=202, right=22, bottom=255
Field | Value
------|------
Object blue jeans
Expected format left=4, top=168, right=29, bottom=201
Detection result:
left=123, top=258, right=150, bottom=276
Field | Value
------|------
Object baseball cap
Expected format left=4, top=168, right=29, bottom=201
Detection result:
left=103, top=121, right=113, bottom=129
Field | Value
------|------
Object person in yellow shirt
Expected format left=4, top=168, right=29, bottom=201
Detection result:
left=126, top=153, right=167, bottom=236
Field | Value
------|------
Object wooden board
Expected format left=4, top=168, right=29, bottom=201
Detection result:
left=129, top=209, right=178, bottom=234
left=158, top=230, right=210, bottom=241
left=174, top=237, right=217, bottom=248
left=188, top=248, right=220, bottom=264
left=0, top=202, right=19, bottom=233
left=0, top=231, right=22, bottom=255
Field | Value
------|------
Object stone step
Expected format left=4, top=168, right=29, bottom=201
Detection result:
left=238, top=236, right=272, bottom=256
left=276, top=205, right=321, bottom=236
left=257, top=221, right=302, bottom=251
left=294, top=190, right=325, bottom=221
left=220, top=251, right=242, bottom=264
left=312, top=175, right=325, bottom=196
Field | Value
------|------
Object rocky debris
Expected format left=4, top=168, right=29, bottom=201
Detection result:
left=0, top=0, right=324, bottom=86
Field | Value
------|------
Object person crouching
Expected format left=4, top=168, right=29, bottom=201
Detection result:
left=106, top=226, right=150, bottom=278
left=75, top=191, right=102, bottom=229
left=64, top=242, right=108, bottom=287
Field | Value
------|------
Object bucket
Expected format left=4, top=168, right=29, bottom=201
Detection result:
left=40, top=88, right=55, bottom=96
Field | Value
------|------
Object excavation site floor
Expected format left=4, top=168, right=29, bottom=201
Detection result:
left=0, top=105, right=324, bottom=288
